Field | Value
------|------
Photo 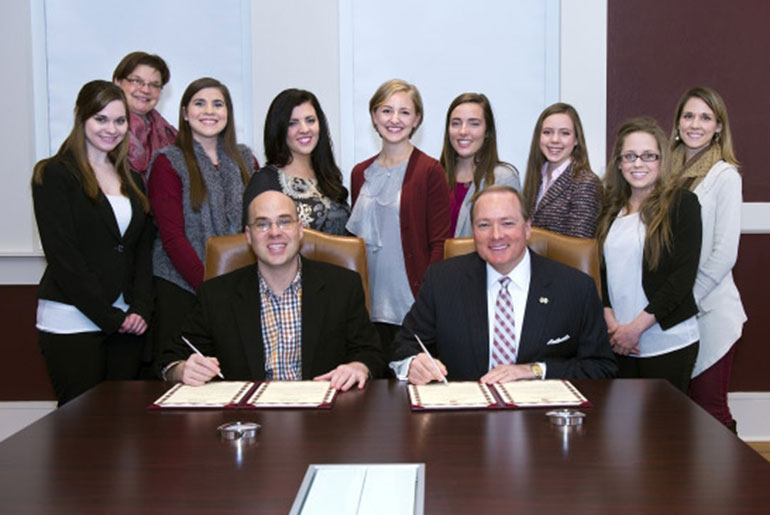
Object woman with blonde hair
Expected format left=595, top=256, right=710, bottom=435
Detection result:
left=597, top=117, right=701, bottom=393
left=522, top=103, right=601, bottom=238
left=347, top=79, right=450, bottom=358
left=440, top=92, right=520, bottom=237
left=32, top=80, right=153, bottom=404
left=670, top=86, right=746, bottom=430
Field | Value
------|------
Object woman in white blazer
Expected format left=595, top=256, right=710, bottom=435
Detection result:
left=439, top=93, right=520, bottom=237
left=670, top=86, right=746, bottom=431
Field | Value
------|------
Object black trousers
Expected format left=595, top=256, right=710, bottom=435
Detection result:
left=39, top=329, right=144, bottom=406
left=149, top=277, right=196, bottom=378
left=617, top=341, right=699, bottom=394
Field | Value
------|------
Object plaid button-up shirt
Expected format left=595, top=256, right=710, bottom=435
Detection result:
left=259, top=263, right=303, bottom=380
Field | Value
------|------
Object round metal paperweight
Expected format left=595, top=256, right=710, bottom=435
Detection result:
left=217, top=421, right=261, bottom=441
left=545, top=409, right=586, bottom=427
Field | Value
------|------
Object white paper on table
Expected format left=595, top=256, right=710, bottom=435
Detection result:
left=248, top=381, right=335, bottom=407
left=153, top=381, right=252, bottom=407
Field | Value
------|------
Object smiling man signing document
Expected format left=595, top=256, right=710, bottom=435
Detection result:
left=390, top=185, right=616, bottom=384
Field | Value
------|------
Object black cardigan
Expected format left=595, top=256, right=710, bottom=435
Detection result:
left=601, top=189, right=702, bottom=330
left=33, top=155, right=154, bottom=333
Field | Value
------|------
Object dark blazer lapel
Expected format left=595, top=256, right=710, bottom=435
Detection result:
left=299, top=257, right=323, bottom=379
left=96, top=193, right=122, bottom=241
left=231, top=268, right=265, bottom=378
left=518, top=252, right=553, bottom=362
left=120, top=193, right=145, bottom=244
left=464, top=254, right=490, bottom=376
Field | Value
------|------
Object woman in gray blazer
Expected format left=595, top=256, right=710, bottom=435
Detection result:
left=440, top=93, right=520, bottom=237
left=670, top=86, right=746, bottom=431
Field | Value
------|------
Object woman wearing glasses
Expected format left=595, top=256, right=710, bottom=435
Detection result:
left=243, top=89, right=350, bottom=234
left=32, top=81, right=153, bottom=405
left=440, top=92, right=520, bottom=237
left=669, top=87, right=745, bottom=430
left=597, top=117, right=702, bottom=393
left=148, top=78, right=256, bottom=376
left=522, top=103, right=601, bottom=238
left=113, top=52, right=177, bottom=181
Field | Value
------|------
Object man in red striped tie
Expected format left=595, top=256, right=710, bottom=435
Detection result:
left=390, top=185, right=616, bottom=384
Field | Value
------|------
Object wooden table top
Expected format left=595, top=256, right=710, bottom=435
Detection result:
left=1, top=379, right=768, bottom=514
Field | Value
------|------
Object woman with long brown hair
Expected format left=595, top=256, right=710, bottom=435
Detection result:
left=32, top=80, right=153, bottom=405
left=440, top=92, right=520, bottom=237
left=597, top=117, right=702, bottom=393
left=148, top=78, right=256, bottom=375
left=522, top=103, right=601, bottom=238
left=670, top=86, right=746, bottom=430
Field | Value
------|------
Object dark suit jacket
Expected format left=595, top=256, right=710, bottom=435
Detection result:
left=158, top=257, right=385, bottom=379
left=392, top=251, right=617, bottom=380
left=33, top=154, right=154, bottom=333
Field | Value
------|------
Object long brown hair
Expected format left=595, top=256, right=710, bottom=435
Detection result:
left=522, top=103, right=591, bottom=212
left=440, top=93, right=512, bottom=190
left=32, top=80, right=148, bottom=212
left=597, top=117, right=676, bottom=270
left=176, top=77, right=250, bottom=211
left=670, top=85, right=739, bottom=166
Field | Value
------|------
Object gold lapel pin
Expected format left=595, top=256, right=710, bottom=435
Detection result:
left=539, top=297, right=549, bottom=304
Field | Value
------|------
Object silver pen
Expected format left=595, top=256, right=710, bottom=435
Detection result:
left=414, top=333, right=448, bottom=384
left=182, top=336, right=225, bottom=379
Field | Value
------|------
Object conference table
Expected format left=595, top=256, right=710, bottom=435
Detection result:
left=0, top=379, right=768, bottom=514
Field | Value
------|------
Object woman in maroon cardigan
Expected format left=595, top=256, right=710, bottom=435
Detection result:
left=347, top=79, right=450, bottom=359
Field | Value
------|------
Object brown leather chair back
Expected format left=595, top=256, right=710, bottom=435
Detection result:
left=443, top=227, right=601, bottom=295
left=204, top=228, right=371, bottom=312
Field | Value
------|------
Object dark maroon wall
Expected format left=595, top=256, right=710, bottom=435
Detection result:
left=608, top=0, right=770, bottom=201
left=608, top=0, right=770, bottom=390
left=0, top=286, right=55, bottom=400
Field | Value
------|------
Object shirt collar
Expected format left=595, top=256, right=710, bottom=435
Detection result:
left=540, top=157, right=572, bottom=182
left=258, top=257, right=302, bottom=298
left=485, top=247, right=531, bottom=292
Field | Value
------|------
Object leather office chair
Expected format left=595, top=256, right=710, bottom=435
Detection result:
left=204, top=228, right=371, bottom=313
left=443, top=227, right=601, bottom=296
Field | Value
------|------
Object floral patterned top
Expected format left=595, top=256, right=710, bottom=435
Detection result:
left=244, top=165, right=350, bottom=235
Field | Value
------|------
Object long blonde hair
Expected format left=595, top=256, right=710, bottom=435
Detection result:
left=597, top=117, right=677, bottom=270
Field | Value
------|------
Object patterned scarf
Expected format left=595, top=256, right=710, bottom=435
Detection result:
left=671, top=143, right=722, bottom=191
left=128, top=110, right=178, bottom=179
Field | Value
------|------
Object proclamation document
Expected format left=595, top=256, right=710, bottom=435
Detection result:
left=408, top=382, right=499, bottom=410
left=245, top=381, right=337, bottom=408
left=492, top=380, right=590, bottom=408
left=150, top=381, right=254, bottom=409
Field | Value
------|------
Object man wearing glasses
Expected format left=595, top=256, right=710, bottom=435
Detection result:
left=159, top=190, right=383, bottom=390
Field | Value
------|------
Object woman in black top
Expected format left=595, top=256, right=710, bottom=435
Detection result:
left=244, top=88, right=349, bottom=234
left=32, top=80, right=153, bottom=405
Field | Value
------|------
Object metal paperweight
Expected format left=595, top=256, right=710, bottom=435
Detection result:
left=218, top=421, right=260, bottom=441
left=546, top=409, right=586, bottom=426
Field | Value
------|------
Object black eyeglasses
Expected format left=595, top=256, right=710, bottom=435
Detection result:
left=621, top=152, right=660, bottom=163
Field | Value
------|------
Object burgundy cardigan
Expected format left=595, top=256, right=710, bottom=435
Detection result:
left=351, top=147, right=450, bottom=297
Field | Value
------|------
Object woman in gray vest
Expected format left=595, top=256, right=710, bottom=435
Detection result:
left=147, top=78, right=257, bottom=375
